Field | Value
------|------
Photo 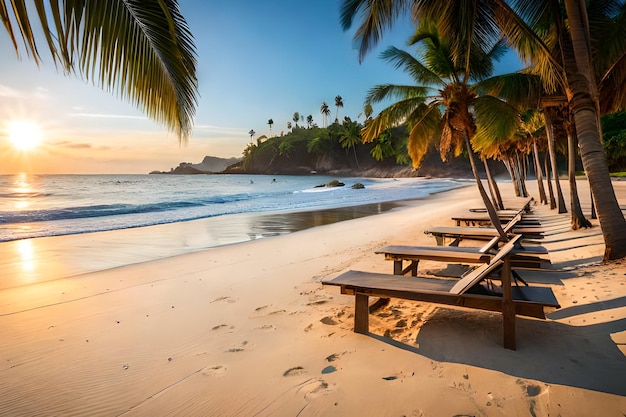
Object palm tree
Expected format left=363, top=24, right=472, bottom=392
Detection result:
left=292, top=112, right=300, bottom=128
left=339, top=0, right=626, bottom=259
left=320, top=102, right=331, bottom=127
left=334, top=95, right=344, bottom=123
left=306, top=115, right=314, bottom=128
left=339, top=120, right=361, bottom=168
left=520, top=109, right=548, bottom=204
left=248, top=129, right=255, bottom=142
left=267, top=119, right=274, bottom=135
left=3, top=0, right=198, bottom=142
left=363, top=25, right=531, bottom=239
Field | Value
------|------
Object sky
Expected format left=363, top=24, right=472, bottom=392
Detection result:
left=0, top=1, right=523, bottom=174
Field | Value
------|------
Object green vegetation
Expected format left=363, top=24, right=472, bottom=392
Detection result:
left=239, top=119, right=410, bottom=174
left=602, top=111, right=626, bottom=172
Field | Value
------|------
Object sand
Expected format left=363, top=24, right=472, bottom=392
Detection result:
left=1, top=179, right=625, bottom=416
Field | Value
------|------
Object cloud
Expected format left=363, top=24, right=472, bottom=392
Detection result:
left=69, top=112, right=147, bottom=120
left=0, top=85, right=21, bottom=97
left=52, top=141, right=94, bottom=149
left=0, top=84, right=50, bottom=99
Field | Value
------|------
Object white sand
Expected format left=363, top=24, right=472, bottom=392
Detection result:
left=1, top=179, right=625, bottom=416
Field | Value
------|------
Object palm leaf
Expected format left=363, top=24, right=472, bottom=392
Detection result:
left=339, top=0, right=412, bottom=63
left=476, top=72, right=543, bottom=108
left=472, top=95, right=520, bottom=155
left=1, top=0, right=198, bottom=142
left=379, top=46, right=446, bottom=87
left=406, top=103, right=442, bottom=168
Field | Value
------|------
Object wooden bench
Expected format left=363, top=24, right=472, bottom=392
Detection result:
left=323, top=236, right=560, bottom=350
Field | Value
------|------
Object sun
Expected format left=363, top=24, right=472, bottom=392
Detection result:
left=7, top=120, right=43, bottom=151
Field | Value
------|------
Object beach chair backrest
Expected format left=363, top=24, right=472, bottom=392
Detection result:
left=450, top=234, right=521, bottom=295
left=478, top=236, right=501, bottom=253
left=502, top=212, right=523, bottom=233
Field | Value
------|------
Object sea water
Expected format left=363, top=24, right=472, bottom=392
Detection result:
left=0, top=173, right=470, bottom=243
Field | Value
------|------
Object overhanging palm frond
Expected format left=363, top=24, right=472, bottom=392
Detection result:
left=2, top=0, right=198, bottom=142
left=472, top=95, right=520, bottom=154
left=361, top=96, right=428, bottom=142
left=364, top=84, right=431, bottom=106
left=339, top=0, right=412, bottom=63
left=406, top=103, right=442, bottom=168
left=380, top=46, right=446, bottom=87
left=476, top=72, right=543, bottom=108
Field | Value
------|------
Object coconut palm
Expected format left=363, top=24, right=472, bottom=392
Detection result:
left=362, top=24, right=534, bottom=239
left=267, top=119, right=274, bottom=135
left=306, top=115, right=314, bottom=128
left=339, top=119, right=361, bottom=168
left=340, top=0, right=626, bottom=259
left=292, top=112, right=300, bottom=128
left=320, top=102, right=331, bottom=127
left=520, top=109, right=548, bottom=204
left=334, top=95, right=344, bottom=123
left=248, top=129, right=255, bottom=142
left=2, top=0, right=198, bottom=142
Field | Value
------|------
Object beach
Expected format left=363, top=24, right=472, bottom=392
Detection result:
left=1, top=180, right=625, bottom=416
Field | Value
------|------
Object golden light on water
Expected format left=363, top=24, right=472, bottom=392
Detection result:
left=12, top=172, right=33, bottom=210
left=16, top=239, right=36, bottom=272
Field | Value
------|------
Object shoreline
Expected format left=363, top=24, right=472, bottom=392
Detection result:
left=1, top=180, right=625, bottom=416
left=0, top=189, right=467, bottom=292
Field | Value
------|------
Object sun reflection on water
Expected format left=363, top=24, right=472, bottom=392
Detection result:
left=16, top=239, right=36, bottom=272
left=11, top=172, right=34, bottom=210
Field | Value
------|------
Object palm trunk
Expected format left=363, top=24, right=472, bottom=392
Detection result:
left=544, top=152, right=556, bottom=209
left=568, top=131, right=592, bottom=229
left=543, top=110, right=567, bottom=213
left=564, top=0, right=626, bottom=259
left=516, top=152, right=529, bottom=197
left=483, top=156, right=504, bottom=210
left=591, top=189, right=597, bottom=219
left=533, top=140, right=547, bottom=204
left=466, top=136, right=506, bottom=239
left=505, top=157, right=521, bottom=197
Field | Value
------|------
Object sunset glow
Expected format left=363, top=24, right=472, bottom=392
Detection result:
left=7, top=120, right=43, bottom=152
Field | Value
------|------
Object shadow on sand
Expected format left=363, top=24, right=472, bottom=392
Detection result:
left=371, top=297, right=626, bottom=396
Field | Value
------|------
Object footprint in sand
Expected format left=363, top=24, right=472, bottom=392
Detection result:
left=202, top=365, right=227, bottom=377
left=226, top=341, right=250, bottom=353
left=212, top=324, right=232, bottom=331
left=211, top=296, right=238, bottom=304
left=303, top=379, right=335, bottom=399
left=320, top=316, right=338, bottom=325
left=283, top=366, right=306, bottom=377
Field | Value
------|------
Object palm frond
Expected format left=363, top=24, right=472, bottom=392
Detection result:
left=476, top=72, right=543, bottom=108
left=339, top=0, right=412, bottom=63
left=364, top=84, right=431, bottom=106
left=472, top=95, right=521, bottom=155
left=379, top=46, right=446, bottom=87
left=361, top=96, right=428, bottom=142
left=1, top=0, right=198, bottom=142
left=406, top=103, right=442, bottom=168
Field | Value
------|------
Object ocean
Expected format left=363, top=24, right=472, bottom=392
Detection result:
left=0, top=173, right=473, bottom=286
left=0, top=173, right=469, bottom=244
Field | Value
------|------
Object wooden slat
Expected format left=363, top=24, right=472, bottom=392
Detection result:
left=376, top=245, right=492, bottom=264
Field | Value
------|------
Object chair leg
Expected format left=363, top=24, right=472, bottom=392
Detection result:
left=501, top=258, right=517, bottom=350
left=354, top=293, right=369, bottom=334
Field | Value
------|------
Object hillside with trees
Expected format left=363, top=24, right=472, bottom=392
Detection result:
left=223, top=119, right=490, bottom=178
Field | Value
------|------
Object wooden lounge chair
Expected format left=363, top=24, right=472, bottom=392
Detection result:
left=322, top=236, right=560, bottom=350
left=376, top=234, right=550, bottom=277
left=454, top=197, right=536, bottom=226
left=425, top=211, right=545, bottom=246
